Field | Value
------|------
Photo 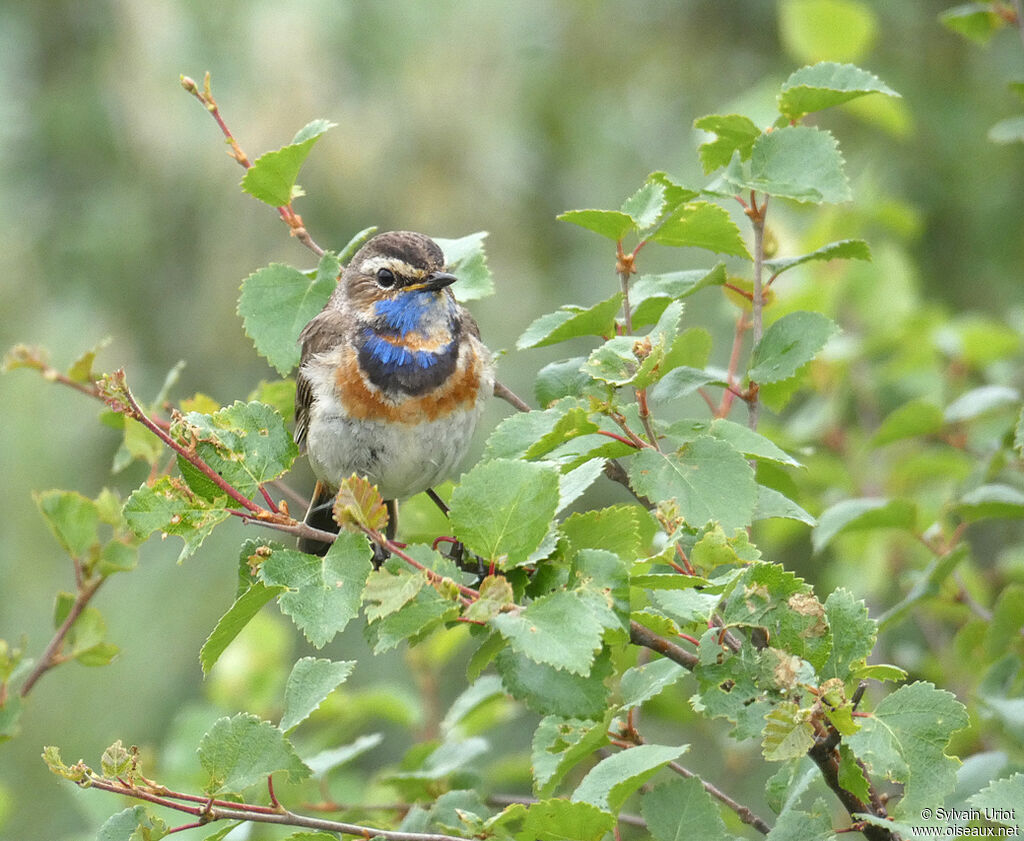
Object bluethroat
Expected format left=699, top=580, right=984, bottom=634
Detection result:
left=294, top=231, right=494, bottom=554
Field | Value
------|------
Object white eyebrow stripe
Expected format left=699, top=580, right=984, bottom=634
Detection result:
left=359, top=256, right=428, bottom=278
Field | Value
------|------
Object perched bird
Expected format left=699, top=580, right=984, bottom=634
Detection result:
left=294, top=231, right=493, bottom=554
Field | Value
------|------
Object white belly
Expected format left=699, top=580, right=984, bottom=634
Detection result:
left=305, top=403, right=484, bottom=500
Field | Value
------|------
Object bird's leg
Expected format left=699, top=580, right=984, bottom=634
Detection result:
left=424, top=489, right=486, bottom=578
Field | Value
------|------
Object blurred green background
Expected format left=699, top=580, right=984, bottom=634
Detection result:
left=1, top=0, right=1023, bottom=836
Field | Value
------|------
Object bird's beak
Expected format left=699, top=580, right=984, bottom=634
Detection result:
left=408, top=271, right=458, bottom=292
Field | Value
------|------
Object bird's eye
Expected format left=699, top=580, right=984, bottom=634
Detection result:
left=375, top=267, right=396, bottom=288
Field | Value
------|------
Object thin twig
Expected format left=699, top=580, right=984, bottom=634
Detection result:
left=667, top=761, right=771, bottom=835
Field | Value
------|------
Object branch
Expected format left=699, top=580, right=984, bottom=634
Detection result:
left=181, top=73, right=325, bottom=258
left=745, top=193, right=768, bottom=431
left=628, top=620, right=698, bottom=670
left=77, top=773, right=470, bottom=841
left=666, top=760, right=771, bottom=835
left=20, top=571, right=104, bottom=697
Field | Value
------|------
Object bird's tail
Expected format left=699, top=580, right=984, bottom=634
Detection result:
left=298, top=480, right=338, bottom=556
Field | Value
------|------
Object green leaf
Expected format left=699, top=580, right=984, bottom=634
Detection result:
left=724, top=125, right=851, bottom=203
left=642, top=777, right=731, bottom=841
left=337, top=226, right=378, bottom=264
left=174, top=401, right=299, bottom=499
left=969, top=773, right=1024, bottom=828
left=571, top=743, right=688, bottom=813
left=531, top=715, right=611, bottom=798
left=365, top=565, right=460, bottom=653
left=872, top=398, right=945, bottom=445
left=693, top=113, right=761, bottom=174
left=627, top=437, right=757, bottom=532
left=516, top=294, right=623, bottom=350
left=123, top=478, right=230, bottom=562
left=754, top=485, right=816, bottom=525
left=487, top=799, right=616, bottom=841
left=621, top=179, right=667, bottom=230
left=666, top=417, right=802, bottom=467
left=764, top=238, right=871, bottom=277
left=763, top=703, right=815, bottom=761
left=631, top=264, right=727, bottom=326
left=440, top=674, right=505, bottom=737
left=199, top=713, right=310, bottom=794
left=1016, top=407, right=1024, bottom=457
left=562, top=506, right=644, bottom=564
left=534, top=357, right=595, bottom=406
left=558, top=209, right=635, bottom=241
left=651, top=201, right=751, bottom=258
left=815, top=495, right=921, bottom=553
left=764, top=804, right=837, bottom=841
left=280, top=657, right=356, bottom=732
left=450, top=459, right=561, bottom=567
left=259, top=532, right=373, bottom=647
left=820, top=588, right=876, bottom=680
left=96, top=806, right=167, bottom=841
left=34, top=490, right=99, bottom=560
left=241, top=119, right=336, bottom=206
left=200, top=581, right=284, bottom=675
left=583, top=301, right=684, bottom=388
left=433, top=231, right=495, bottom=302
left=847, top=682, right=969, bottom=819
left=944, top=384, right=1020, bottom=423
left=778, top=62, right=899, bottom=120
left=989, top=115, right=1024, bottom=145
left=492, top=590, right=606, bottom=675
left=939, top=3, right=1006, bottom=44
left=66, top=336, right=111, bottom=384
left=749, top=311, right=839, bottom=384
left=496, top=646, right=612, bottom=719
left=618, top=657, right=687, bottom=710
left=362, top=566, right=426, bottom=621
left=779, top=0, right=879, bottom=63
left=334, top=474, right=391, bottom=534
left=237, top=253, right=340, bottom=376
left=955, top=484, right=1024, bottom=522
left=813, top=497, right=917, bottom=553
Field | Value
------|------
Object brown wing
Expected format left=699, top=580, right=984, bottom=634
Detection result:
left=293, top=308, right=348, bottom=452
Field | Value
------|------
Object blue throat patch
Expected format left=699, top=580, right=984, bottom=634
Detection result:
left=374, top=292, right=451, bottom=337
left=361, top=331, right=454, bottom=371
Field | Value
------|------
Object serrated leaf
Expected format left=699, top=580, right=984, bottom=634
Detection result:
left=847, top=682, right=969, bottom=818
left=487, top=799, right=616, bottom=841
left=450, top=459, right=561, bottom=567
left=652, top=201, right=751, bottom=258
left=96, top=806, right=167, bottom=841
left=492, top=590, right=606, bottom=676
left=333, top=474, right=390, bottom=533
left=571, top=743, right=688, bottom=813
left=200, top=581, right=283, bottom=675
left=562, top=506, right=644, bottom=564
left=749, top=311, right=839, bottom=384
left=724, top=125, right=851, bottom=203
left=362, top=567, right=426, bottom=621
left=280, top=657, right=356, bottom=732
left=123, top=478, right=229, bottom=562
left=618, top=657, right=686, bottom=710
left=496, top=646, right=612, bottom=719
left=516, top=294, right=623, bottom=350
left=820, top=588, right=876, bottom=680
left=627, top=437, right=757, bottom=532
left=763, top=703, right=815, bottom=761
left=813, top=497, right=918, bottom=553
left=764, top=238, right=871, bottom=277
left=778, top=62, right=900, bottom=120
left=969, top=773, right=1024, bottom=827
left=174, top=401, right=299, bottom=499
left=34, top=490, right=100, bottom=560
left=583, top=301, right=684, bottom=389
left=531, top=715, right=612, bottom=798
left=643, top=777, right=731, bottom=841
left=872, top=398, right=945, bottom=445
left=631, top=264, right=727, bottom=326
left=199, top=713, right=310, bottom=794
left=237, top=253, right=340, bottom=376
left=557, top=209, right=636, bottom=241
left=534, top=357, right=595, bottom=406
left=666, top=417, right=802, bottom=467
left=694, top=113, right=761, bottom=174
left=259, top=532, right=372, bottom=647
left=241, top=119, right=336, bottom=206
left=621, top=179, right=667, bottom=230
left=433, top=231, right=495, bottom=302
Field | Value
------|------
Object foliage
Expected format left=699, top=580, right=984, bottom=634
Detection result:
left=3, top=47, right=1024, bottom=841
